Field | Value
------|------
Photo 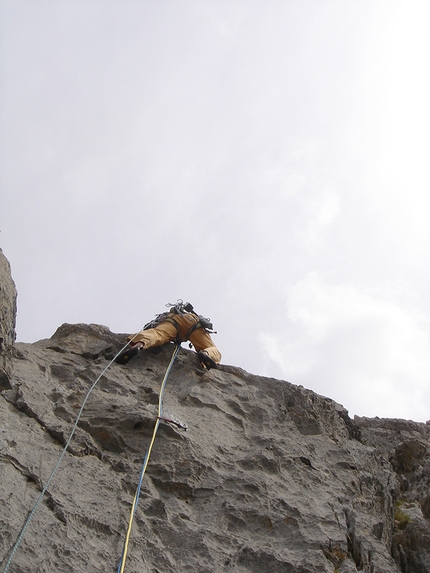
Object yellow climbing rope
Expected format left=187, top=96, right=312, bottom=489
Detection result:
left=117, top=342, right=181, bottom=573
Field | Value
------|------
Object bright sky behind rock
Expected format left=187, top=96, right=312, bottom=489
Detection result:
left=1, top=0, right=429, bottom=422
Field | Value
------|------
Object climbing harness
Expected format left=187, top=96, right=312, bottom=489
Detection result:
left=143, top=300, right=216, bottom=340
left=140, top=300, right=186, bottom=331
left=1, top=336, right=140, bottom=573
left=116, top=342, right=182, bottom=573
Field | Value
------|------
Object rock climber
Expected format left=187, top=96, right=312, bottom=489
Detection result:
left=115, top=301, right=221, bottom=370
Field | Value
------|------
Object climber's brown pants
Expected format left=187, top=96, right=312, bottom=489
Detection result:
left=128, top=313, right=221, bottom=364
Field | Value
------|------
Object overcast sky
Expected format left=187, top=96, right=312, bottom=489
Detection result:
left=1, top=0, right=429, bottom=423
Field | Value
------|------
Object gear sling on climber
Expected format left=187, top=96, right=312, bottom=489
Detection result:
left=115, top=300, right=221, bottom=370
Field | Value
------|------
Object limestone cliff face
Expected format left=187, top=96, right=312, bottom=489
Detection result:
left=0, top=255, right=429, bottom=573
left=0, top=249, right=17, bottom=390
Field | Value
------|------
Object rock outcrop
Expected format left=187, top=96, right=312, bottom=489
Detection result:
left=357, top=417, right=430, bottom=572
left=0, top=248, right=17, bottom=391
left=0, top=253, right=429, bottom=573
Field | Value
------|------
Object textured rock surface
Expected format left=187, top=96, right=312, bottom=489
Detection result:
left=1, top=254, right=429, bottom=573
left=356, top=417, right=430, bottom=572
left=0, top=248, right=17, bottom=390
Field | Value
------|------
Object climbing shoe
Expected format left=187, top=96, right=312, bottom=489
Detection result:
left=197, top=350, right=218, bottom=370
left=115, top=346, right=141, bottom=364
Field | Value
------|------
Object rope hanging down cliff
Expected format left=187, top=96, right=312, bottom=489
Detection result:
left=1, top=337, right=139, bottom=573
left=116, top=342, right=181, bottom=573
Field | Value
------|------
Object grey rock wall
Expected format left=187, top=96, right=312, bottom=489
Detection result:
left=0, top=252, right=429, bottom=573
left=0, top=249, right=17, bottom=390
left=356, top=416, right=430, bottom=572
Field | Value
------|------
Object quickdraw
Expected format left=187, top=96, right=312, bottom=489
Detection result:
left=157, top=416, right=189, bottom=431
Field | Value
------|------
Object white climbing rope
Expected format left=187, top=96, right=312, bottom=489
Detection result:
left=1, top=337, right=137, bottom=573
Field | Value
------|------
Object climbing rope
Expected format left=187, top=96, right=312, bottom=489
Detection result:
left=116, top=342, right=181, bottom=573
left=1, top=337, right=139, bottom=573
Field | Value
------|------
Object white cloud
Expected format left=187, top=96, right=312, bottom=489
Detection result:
left=260, top=273, right=430, bottom=421
left=296, top=188, right=340, bottom=255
